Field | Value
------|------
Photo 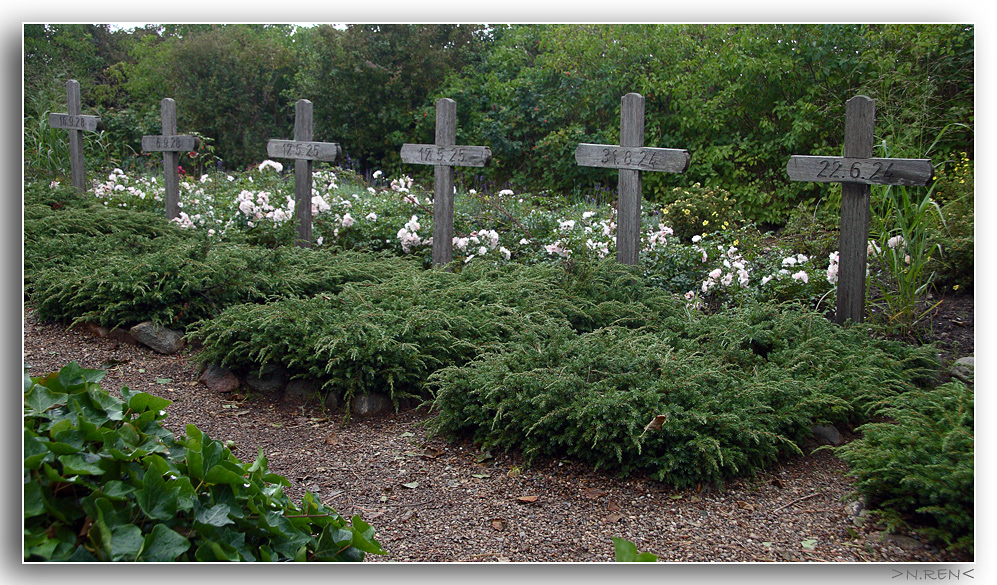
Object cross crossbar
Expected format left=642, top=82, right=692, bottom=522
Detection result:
left=49, top=80, right=102, bottom=192
left=786, top=95, right=935, bottom=325
left=265, top=99, right=341, bottom=247
left=400, top=97, right=491, bottom=267
left=141, top=98, right=201, bottom=219
left=573, top=93, right=689, bottom=265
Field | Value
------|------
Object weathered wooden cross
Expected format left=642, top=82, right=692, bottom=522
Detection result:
left=48, top=79, right=102, bottom=192
left=575, top=93, right=690, bottom=265
left=400, top=97, right=491, bottom=266
left=266, top=99, right=341, bottom=247
left=141, top=98, right=200, bottom=220
left=786, top=95, right=933, bottom=325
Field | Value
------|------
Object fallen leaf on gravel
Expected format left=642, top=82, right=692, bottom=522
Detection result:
left=491, top=519, right=506, bottom=531
left=581, top=487, right=606, bottom=499
left=324, top=433, right=337, bottom=445
left=736, top=500, right=754, bottom=511
left=668, top=494, right=683, bottom=501
left=471, top=473, right=490, bottom=479
left=801, top=539, right=818, bottom=550
left=473, top=450, right=493, bottom=463
left=606, top=513, right=623, bottom=523
left=401, top=481, right=419, bottom=489
left=400, top=510, right=417, bottom=523
left=607, top=501, right=620, bottom=511
left=516, top=495, right=539, bottom=503
left=771, top=478, right=785, bottom=488
left=400, top=432, right=415, bottom=438
left=155, top=378, right=172, bottom=384
left=507, top=466, right=522, bottom=478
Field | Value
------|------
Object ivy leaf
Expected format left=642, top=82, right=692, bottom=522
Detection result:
left=196, top=503, right=235, bottom=527
left=59, top=452, right=105, bottom=475
left=109, top=524, right=144, bottom=561
left=140, top=524, right=191, bottom=561
left=135, top=468, right=178, bottom=521
left=23, top=382, right=67, bottom=414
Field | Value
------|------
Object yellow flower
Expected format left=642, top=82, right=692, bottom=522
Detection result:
left=953, top=284, right=960, bottom=291
left=683, top=208, right=690, bottom=215
left=703, top=220, right=709, bottom=226
left=733, top=239, right=739, bottom=246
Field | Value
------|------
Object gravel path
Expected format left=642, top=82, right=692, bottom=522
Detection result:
left=22, top=308, right=971, bottom=563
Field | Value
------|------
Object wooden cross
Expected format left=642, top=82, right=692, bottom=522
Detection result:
left=266, top=99, right=341, bottom=247
left=575, top=93, right=690, bottom=265
left=786, top=95, right=933, bottom=325
left=141, top=98, right=200, bottom=220
left=400, top=98, right=491, bottom=266
left=48, top=79, right=102, bottom=192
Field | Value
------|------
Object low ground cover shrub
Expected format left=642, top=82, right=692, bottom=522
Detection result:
left=24, top=363, right=384, bottom=561
left=834, top=381, right=974, bottom=554
left=428, top=302, right=939, bottom=488
left=189, top=259, right=678, bottom=411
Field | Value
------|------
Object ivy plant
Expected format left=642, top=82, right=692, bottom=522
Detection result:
left=23, top=362, right=385, bottom=562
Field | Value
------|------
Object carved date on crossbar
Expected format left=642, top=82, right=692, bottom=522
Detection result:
left=266, top=99, right=341, bottom=247
left=400, top=97, right=492, bottom=267
left=575, top=93, right=690, bottom=265
left=786, top=95, right=934, bottom=325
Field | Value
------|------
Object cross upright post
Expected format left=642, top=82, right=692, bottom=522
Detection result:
left=266, top=99, right=341, bottom=247
left=575, top=93, right=690, bottom=265
left=141, top=98, right=200, bottom=219
left=786, top=95, right=934, bottom=325
left=48, top=79, right=102, bottom=192
left=400, top=98, right=492, bottom=267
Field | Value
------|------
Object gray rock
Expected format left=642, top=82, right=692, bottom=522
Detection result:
left=882, top=533, right=923, bottom=551
left=950, top=356, right=974, bottom=384
left=199, top=364, right=240, bottom=393
left=245, top=363, right=288, bottom=394
left=129, top=321, right=185, bottom=354
left=812, top=424, right=843, bottom=446
left=351, top=392, right=393, bottom=416
left=284, top=379, right=321, bottom=404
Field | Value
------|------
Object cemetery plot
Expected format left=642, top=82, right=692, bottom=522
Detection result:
left=266, top=99, right=341, bottom=247
left=786, top=95, right=934, bottom=325
left=49, top=79, right=102, bottom=192
left=142, top=98, right=200, bottom=219
left=400, top=97, right=492, bottom=266
left=575, top=93, right=689, bottom=265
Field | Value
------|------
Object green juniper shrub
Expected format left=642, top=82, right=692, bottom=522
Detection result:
left=834, top=381, right=974, bottom=554
left=428, top=301, right=940, bottom=488
left=23, top=363, right=384, bottom=562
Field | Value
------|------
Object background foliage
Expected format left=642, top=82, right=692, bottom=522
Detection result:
left=23, top=23, right=973, bottom=226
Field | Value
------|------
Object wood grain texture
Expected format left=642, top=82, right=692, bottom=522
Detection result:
left=433, top=98, right=457, bottom=266
left=294, top=99, right=314, bottom=248
left=574, top=144, right=689, bottom=172
left=786, top=156, right=933, bottom=186
left=837, top=95, right=876, bottom=325
left=399, top=144, right=491, bottom=167
left=616, top=93, right=645, bottom=265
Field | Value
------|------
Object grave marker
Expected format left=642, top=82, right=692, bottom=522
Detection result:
left=400, top=98, right=492, bottom=266
left=141, top=98, right=200, bottom=220
left=48, top=79, right=102, bottom=191
left=266, top=99, right=341, bottom=247
left=575, top=93, right=690, bottom=265
left=786, top=95, right=933, bottom=325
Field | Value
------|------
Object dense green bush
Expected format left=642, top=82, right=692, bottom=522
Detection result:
left=834, top=381, right=973, bottom=553
left=930, top=153, right=974, bottom=293
left=31, top=242, right=417, bottom=330
left=427, top=302, right=939, bottom=488
left=24, top=363, right=384, bottom=561
left=189, top=259, right=672, bottom=411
